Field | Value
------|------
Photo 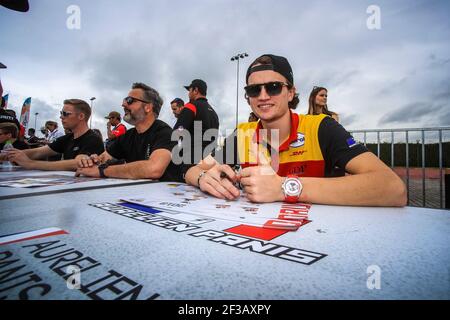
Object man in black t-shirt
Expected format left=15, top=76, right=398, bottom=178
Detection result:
left=173, top=79, right=219, bottom=178
left=76, top=83, right=181, bottom=181
left=6, top=99, right=104, bottom=171
left=48, top=129, right=104, bottom=160
left=185, top=54, right=407, bottom=207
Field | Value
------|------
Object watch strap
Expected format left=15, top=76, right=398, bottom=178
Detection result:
left=283, top=175, right=302, bottom=203
left=98, top=163, right=108, bottom=178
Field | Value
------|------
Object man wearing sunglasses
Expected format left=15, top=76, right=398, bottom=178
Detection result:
left=5, top=99, right=104, bottom=170
left=76, top=83, right=181, bottom=181
left=185, top=54, right=406, bottom=207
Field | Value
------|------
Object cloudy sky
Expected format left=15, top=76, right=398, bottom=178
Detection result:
left=1, top=0, right=449, bottom=141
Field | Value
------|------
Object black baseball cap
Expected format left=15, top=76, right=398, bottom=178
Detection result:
left=184, top=79, right=207, bottom=95
left=0, top=62, right=6, bottom=69
left=246, top=54, right=294, bottom=85
left=104, top=111, right=121, bottom=119
left=0, top=0, right=29, bottom=12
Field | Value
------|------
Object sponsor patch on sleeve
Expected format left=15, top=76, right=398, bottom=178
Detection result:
left=346, top=137, right=358, bottom=148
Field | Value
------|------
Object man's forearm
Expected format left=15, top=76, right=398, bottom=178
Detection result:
left=22, top=148, right=44, bottom=160
left=23, top=146, right=56, bottom=160
left=26, top=159, right=78, bottom=171
left=102, top=161, right=161, bottom=179
left=299, top=170, right=407, bottom=207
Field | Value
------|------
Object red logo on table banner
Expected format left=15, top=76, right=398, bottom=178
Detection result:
left=226, top=202, right=313, bottom=240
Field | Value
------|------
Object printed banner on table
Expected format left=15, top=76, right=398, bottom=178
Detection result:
left=121, top=182, right=312, bottom=230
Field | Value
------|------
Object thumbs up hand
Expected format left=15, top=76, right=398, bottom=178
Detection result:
left=239, top=149, right=284, bottom=203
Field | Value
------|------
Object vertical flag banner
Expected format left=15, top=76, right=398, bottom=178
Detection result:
left=19, top=97, right=32, bottom=129
left=1, top=94, right=8, bottom=109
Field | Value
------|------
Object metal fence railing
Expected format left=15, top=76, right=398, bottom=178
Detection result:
left=349, top=127, right=450, bottom=209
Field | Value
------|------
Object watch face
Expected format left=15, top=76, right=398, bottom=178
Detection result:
left=284, top=179, right=301, bottom=196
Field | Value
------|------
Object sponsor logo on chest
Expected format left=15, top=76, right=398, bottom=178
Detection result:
left=289, top=132, right=305, bottom=148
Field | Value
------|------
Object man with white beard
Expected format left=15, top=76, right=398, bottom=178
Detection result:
left=76, top=82, right=181, bottom=182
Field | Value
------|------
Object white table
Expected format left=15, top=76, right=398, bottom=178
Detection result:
left=0, top=183, right=448, bottom=300
left=0, top=169, right=153, bottom=200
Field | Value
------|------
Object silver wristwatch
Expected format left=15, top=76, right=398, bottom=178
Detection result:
left=281, top=175, right=303, bottom=203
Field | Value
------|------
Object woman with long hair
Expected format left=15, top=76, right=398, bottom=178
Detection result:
left=308, top=86, right=339, bottom=122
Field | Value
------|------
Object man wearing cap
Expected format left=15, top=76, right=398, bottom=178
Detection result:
left=76, top=82, right=181, bottom=182
left=173, top=79, right=219, bottom=178
left=185, top=54, right=406, bottom=207
left=105, top=111, right=127, bottom=148
left=44, top=121, right=64, bottom=144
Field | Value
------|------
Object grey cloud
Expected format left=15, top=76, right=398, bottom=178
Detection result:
left=76, top=22, right=249, bottom=131
left=379, top=102, right=429, bottom=124
left=428, top=57, right=450, bottom=69
left=378, top=102, right=449, bottom=126
left=340, top=114, right=358, bottom=128
left=428, top=105, right=450, bottom=126
left=28, top=98, right=61, bottom=131
left=326, top=70, right=361, bottom=88
left=299, top=69, right=361, bottom=94
left=434, top=89, right=450, bottom=101
left=377, top=76, right=408, bottom=96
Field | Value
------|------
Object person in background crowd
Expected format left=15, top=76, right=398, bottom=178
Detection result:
left=41, top=121, right=65, bottom=161
left=44, top=120, right=64, bottom=144
left=170, top=98, right=185, bottom=125
left=40, top=126, right=48, bottom=138
left=173, top=79, right=219, bottom=179
left=25, top=128, right=44, bottom=148
left=104, top=111, right=126, bottom=149
left=308, top=86, right=339, bottom=122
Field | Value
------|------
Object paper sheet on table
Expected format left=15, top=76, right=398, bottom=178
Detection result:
left=120, top=182, right=311, bottom=230
left=0, top=175, right=98, bottom=188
